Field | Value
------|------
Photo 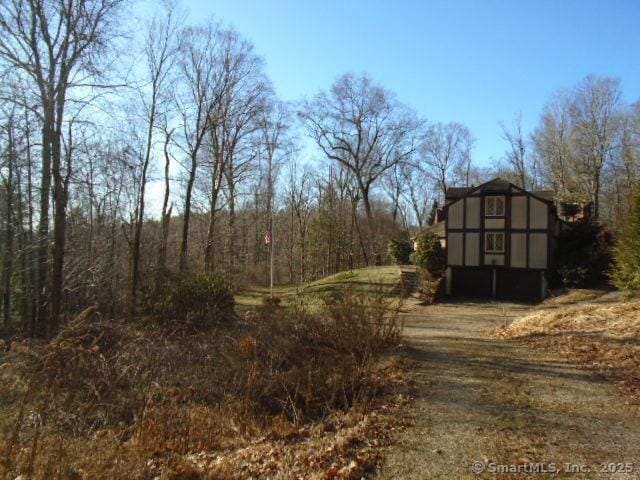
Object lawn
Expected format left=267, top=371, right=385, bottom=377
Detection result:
left=235, top=265, right=414, bottom=309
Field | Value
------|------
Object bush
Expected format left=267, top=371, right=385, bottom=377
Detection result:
left=228, top=290, right=401, bottom=421
left=410, top=231, right=446, bottom=278
left=146, top=272, right=235, bottom=329
left=416, top=275, right=445, bottom=305
left=0, top=308, right=239, bottom=477
left=549, top=220, right=614, bottom=288
left=0, top=293, right=403, bottom=479
left=612, top=188, right=640, bottom=291
left=387, top=236, right=412, bottom=265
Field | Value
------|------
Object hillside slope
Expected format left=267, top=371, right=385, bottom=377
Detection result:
left=236, top=266, right=415, bottom=308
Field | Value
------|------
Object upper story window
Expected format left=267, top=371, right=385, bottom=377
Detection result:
left=485, top=232, right=505, bottom=253
left=485, top=196, right=505, bottom=217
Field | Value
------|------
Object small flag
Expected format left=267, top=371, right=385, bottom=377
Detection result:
left=264, top=229, right=272, bottom=245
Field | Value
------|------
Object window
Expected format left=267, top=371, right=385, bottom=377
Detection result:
left=485, top=232, right=505, bottom=253
left=485, top=196, right=505, bottom=216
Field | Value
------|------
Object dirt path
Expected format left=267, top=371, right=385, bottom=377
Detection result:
left=378, top=301, right=640, bottom=479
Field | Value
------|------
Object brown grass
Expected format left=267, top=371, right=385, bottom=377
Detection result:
left=0, top=291, right=407, bottom=480
left=541, top=288, right=610, bottom=306
left=497, top=296, right=640, bottom=399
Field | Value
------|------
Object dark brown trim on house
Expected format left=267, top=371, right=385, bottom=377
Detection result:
left=525, top=195, right=530, bottom=269
left=457, top=178, right=554, bottom=206
left=505, top=188, right=512, bottom=267
left=444, top=178, right=561, bottom=301
left=448, top=228, right=549, bottom=234
left=462, top=197, right=467, bottom=266
left=484, top=231, right=506, bottom=254
left=444, top=199, right=449, bottom=266
left=483, top=193, right=507, bottom=218
left=479, top=192, right=485, bottom=267
left=450, top=265, right=548, bottom=272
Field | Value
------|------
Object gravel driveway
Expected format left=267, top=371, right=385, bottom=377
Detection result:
left=378, top=301, right=640, bottom=479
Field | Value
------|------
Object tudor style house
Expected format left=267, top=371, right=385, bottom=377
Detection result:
left=443, top=178, right=560, bottom=301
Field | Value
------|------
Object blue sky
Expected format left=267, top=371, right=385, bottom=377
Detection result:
left=184, top=0, right=640, bottom=167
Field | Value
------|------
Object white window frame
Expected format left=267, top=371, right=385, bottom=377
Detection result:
left=485, top=196, right=505, bottom=217
left=485, top=232, right=505, bottom=253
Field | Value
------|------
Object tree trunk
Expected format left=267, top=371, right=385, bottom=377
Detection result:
left=15, top=143, right=30, bottom=334
left=352, top=197, right=369, bottom=266
left=2, top=123, right=15, bottom=332
left=49, top=108, right=70, bottom=335
left=130, top=195, right=143, bottom=314
left=179, top=153, right=197, bottom=272
left=593, top=172, right=601, bottom=221
left=36, top=109, right=53, bottom=337
left=299, top=221, right=306, bottom=282
left=204, top=158, right=224, bottom=272
left=131, top=98, right=157, bottom=312
left=204, top=206, right=217, bottom=272
left=24, top=115, right=36, bottom=336
left=361, top=186, right=373, bottom=222
left=158, top=130, right=172, bottom=273
left=227, top=179, right=236, bottom=279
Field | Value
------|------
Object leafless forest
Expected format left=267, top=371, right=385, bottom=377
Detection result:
left=0, top=0, right=638, bottom=337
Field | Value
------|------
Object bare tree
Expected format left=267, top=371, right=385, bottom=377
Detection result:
left=400, top=165, right=433, bottom=229
left=158, top=123, right=174, bottom=273
left=500, top=112, right=528, bottom=188
left=204, top=28, right=267, bottom=277
left=175, top=21, right=229, bottom=272
left=0, top=0, right=126, bottom=334
left=604, top=102, right=640, bottom=225
left=299, top=73, right=419, bottom=223
left=258, top=100, right=290, bottom=289
left=0, top=108, right=16, bottom=332
left=382, top=164, right=405, bottom=223
left=420, top=122, right=473, bottom=199
left=284, top=159, right=312, bottom=282
left=570, top=75, right=622, bottom=219
left=131, top=3, right=180, bottom=310
left=532, top=91, right=574, bottom=200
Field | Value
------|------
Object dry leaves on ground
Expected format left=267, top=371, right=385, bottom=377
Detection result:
left=497, top=297, right=640, bottom=399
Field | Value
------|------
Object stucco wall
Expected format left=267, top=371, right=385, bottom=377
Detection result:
left=448, top=232, right=463, bottom=265
left=465, top=197, right=480, bottom=229
left=465, top=232, right=480, bottom=266
left=510, top=232, right=527, bottom=268
left=484, top=254, right=505, bottom=266
left=446, top=189, right=551, bottom=271
left=484, top=218, right=505, bottom=229
left=529, top=197, right=547, bottom=229
left=511, top=196, right=527, bottom=229
left=529, top=233, right=547, bottom=268
left=449, top=200, right=463, bottom=229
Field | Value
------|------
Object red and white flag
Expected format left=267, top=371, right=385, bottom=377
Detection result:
left=264, top=229, right=272, bottom=245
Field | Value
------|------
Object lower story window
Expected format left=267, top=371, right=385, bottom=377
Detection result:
left=485, top=232, right=505, bottom=253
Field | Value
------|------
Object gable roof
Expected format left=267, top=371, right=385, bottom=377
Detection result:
left=445, top=178, right=555, bottom=205
left=532, top=190, right=554, bottom=202
left=445, top=187, right=473, bottom=200
left=424, top=220, right=445, bottom=239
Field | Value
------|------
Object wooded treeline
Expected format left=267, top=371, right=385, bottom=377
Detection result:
left=0, top=0, right=638, bottom=337
left=498, top=76, right=639, bottom=227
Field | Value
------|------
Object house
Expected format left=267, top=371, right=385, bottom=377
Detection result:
left=422, top=221, right=446, bottom=247
left=443, top=178, right=560, bottom=301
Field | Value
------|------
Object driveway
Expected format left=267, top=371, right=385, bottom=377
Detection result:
left=378, top=301, right=640, bottom=479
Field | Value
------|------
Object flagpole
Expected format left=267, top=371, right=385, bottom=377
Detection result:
left=269, top=159, right=274, bottom=298
left=270, top=205, right=274, bottom=298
